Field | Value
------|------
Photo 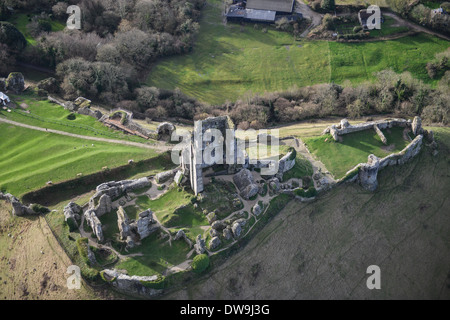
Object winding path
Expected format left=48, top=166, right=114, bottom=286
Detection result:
left=383, top=12, right=450, bottom=41
left=295, top=0, right=323, bottom=37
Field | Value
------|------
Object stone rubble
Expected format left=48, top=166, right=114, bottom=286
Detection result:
left=233, top=168, right=259, bottom=200
left=209, top=236, right=221, bottom=250
left=231, top=221, right=242, bottom=238
left=0, top=193, right=36, bottom=216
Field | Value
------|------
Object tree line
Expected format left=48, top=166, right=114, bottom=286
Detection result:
left=0, top=0, right=206, bottom=104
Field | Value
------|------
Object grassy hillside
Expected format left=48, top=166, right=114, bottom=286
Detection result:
left=3, top=94, right=151, bottom=143
left=0, top=123, right=156, bottom=197
left=147, top=0, right=331, bottom=104
left=147, top=0, right=449, bottom=104
left=164, top=126, right=450, bottom=300
left=329, top=34, right=448, bottom=84
left=8, top=13, right=65, bottom=45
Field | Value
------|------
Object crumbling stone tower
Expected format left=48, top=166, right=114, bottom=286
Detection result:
left=181, top=116, right=238, bottom=195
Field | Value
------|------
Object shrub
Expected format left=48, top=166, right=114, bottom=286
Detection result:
left=287, top=147, right=297, bottom=160
left=321, top=0, right=335, bottom=11
left=66, top=217, right=78, bottom=232
left=140, top=276, right=166, bottom=289
left=322, top=14, right=334, bottom=30
left=294, top=187, right=317, bottom=198
left=37, top=77, right=59, bottom=93
left=302, top=176, right=312, bottom=189
left=30, top=203, right=50, bottom=214
left=81, top=266, right=99, bottom=282
left=76, top=237, right=89, bottom=263
left=342, top=166, right=360, bottom=181
left=38, top=20, right=52, bottom=32
left=260, top=183, right=268, bottom=196
left=421, top=104, right=449, bottom=125
left=426, top=62, right=438, bottom=79
left=100, top=270, right=116, bottom=283
left=67, top=113, right=76, bottom=120
left=192, top=254, right=209, bottom=273
left=0, top=22, right=27, bottom=52
left=0, top=2, right=11, bottom=21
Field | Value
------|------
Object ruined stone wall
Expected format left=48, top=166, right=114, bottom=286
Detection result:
left=82, top=177, right=151, bottom=242
left=101, top=269, right=162, bottom=298
left=337, top=134, right=424, bottom=191
left=325, top=118, right=410, bottom=141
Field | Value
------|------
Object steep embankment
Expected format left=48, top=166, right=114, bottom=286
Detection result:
left=0, top=201, right=101, bottom=300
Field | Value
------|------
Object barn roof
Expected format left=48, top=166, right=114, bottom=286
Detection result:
left=246, top=0, right=295, bottom=13
left=226, top=6, right=276, bottom=22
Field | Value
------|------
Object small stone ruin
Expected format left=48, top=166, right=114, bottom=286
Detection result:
left=117, top=206, right=157, bottom=249
left=324, top=117, right=433, bottom=191
left=157, top=122, right=176, bottom=141
left=82, top=177, right=154, bottom=243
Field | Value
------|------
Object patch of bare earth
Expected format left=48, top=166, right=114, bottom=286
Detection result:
left=381, top=144, right=396, bottom=152
left=0, top=201, right=97, bottom=300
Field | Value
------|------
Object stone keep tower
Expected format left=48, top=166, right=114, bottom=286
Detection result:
left=181, top=116, right=237, bottom=195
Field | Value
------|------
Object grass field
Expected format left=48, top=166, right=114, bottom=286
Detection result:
left=134, top=187, right=208, bottom=229
left=329, top=34, right=448, bottom=84
left=146, top=0, right=449, bottom=104
left=3, top=94, right=151, bottom=143
left=304, top=126, right=410, bottom=178
left=147, top=0, right=331, bottom=104
left=0, top=124, right=156, bottom=197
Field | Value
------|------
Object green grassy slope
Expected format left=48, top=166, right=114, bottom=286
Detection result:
left=3, top=94, right=151, bottom=143
left=0, top=123, right=156, bottom=197
left=329, top=33, right=449, bottom=84
left=147, top=0, right=331, bottom=104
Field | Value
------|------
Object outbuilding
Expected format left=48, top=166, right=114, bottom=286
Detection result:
left=226, top=0, right=300, bottom=23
